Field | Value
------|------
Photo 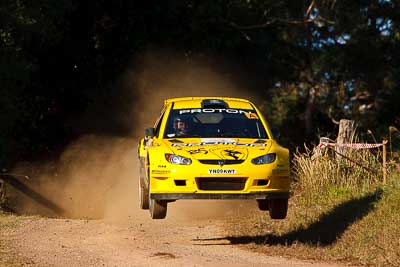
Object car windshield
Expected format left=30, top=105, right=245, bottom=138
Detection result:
left=164, top=108, right=268, bottom=139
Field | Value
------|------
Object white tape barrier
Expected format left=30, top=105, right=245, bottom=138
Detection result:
left=318, top=142, right=384, bottom=149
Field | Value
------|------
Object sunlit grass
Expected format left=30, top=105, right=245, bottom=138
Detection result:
left=293, top=145, right=385, bottom=193
left=224, top=146, right=400, bottom=266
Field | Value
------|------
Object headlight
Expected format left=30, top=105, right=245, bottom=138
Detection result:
left=251, top=153, right=276, bottom=165
left=165, top=154, right=192, bottom=165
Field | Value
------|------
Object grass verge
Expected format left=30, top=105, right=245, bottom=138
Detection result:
left=223, top=150, right=400, bottom=266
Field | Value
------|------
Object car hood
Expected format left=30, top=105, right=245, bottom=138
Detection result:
left=158, top=138, right=272, bottom=161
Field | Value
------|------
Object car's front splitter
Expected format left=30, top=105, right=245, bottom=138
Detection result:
left=150, top=192, right=289, bottom=200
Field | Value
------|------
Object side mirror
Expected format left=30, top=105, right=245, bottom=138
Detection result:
left=145, top=127, right=156, bottom=137
left=270, top=126, right=280, bottom=139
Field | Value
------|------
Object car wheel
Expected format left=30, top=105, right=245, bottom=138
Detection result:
left=269, top=198, right=288, bottom=219
left=149, top=198, right=167, bottom=219
left=257, top=199, right=269, bottom=211
left=139, top=178, right=149, bottom=210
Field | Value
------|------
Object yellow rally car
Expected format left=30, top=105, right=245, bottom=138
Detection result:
left=138, top=97, right=291, bottom=219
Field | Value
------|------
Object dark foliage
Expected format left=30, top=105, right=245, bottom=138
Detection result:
left=1, top=1, right=400, bottom=167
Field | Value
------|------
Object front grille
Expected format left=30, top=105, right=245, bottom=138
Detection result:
left=198, top=160, right=245, bottom=165
left=196, top=178, right=247, bottom=190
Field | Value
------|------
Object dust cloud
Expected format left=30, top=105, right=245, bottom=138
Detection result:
left=122, top=47, right=261, bottom=136
left=8, top=48, right=260, bottom=222
left=9, top=135, right=136, bottom=219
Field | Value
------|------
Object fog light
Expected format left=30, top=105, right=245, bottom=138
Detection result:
left=256, top=179, right=269, bottom=186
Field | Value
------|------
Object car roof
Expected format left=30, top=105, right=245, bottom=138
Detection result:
left=164, top=97, right=254, bottom=109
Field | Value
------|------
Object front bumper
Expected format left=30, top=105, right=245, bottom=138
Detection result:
left=147, top=156, right=291, bottom=197
left=151, top=192, right=289, bottom=200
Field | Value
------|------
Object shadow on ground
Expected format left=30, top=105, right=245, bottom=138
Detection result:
left=195, top=189, right=382, bottom=247
left=0, top=175, right=65, bottom=216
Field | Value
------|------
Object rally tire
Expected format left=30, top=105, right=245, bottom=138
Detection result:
left=139, top=179, right=149, bottom=210
left=257, top=199, right=269, bottom=211
left=269, top=198, right=288, bottom=219
left=149, top=199, right=168, bottom=219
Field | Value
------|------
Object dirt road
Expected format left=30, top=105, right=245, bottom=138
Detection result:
left=3, top=211, right=347, bottom=267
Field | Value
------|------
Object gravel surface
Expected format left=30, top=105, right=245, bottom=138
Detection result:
left=2, top=209, right=348, bottom=267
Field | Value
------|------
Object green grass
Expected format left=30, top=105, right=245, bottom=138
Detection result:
left=223, top=151, right=400, bottom=266
left=333, top=177, right=400, bottom=266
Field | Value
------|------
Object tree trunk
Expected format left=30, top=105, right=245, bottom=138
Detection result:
left=336, top=119, right=355, bottom=159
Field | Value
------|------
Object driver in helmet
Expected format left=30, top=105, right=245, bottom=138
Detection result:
left=174, top=117, right=190, bottom=136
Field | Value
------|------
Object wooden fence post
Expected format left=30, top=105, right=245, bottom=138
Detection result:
left=336, top=119, right=355, bottom=159
left=383, top=140, right=387, bottom=184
